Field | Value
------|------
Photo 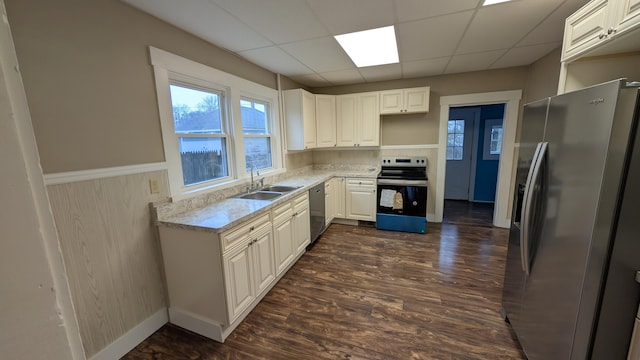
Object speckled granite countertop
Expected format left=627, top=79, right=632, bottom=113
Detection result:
left=156, top=169, right=378, bottom=234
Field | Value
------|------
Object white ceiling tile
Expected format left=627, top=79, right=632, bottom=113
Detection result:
left=395, top=0, right=481, bottom=23
left=491, top=42, right=561, bottom=69
left=280, top=37, right=355, bottom=73
left=402, top=57, right=450, bottom=78
left=456, top=0, right=563, bottom=54
left=318, top=69, right=365, bottom=85
left=307, top=0, right=395, bottom=35
left=359, top=63, right=402, bottom=82
left=397, top=11, right=474, bottom=61
left=445, top=50, right=507, bottom=74
left=289, top=74, right=332, bottom=87
left=238, top=46, right=313, bottom=76
left=211, top=0, right=329, bottom=44
left=123, top=0, right=271, bottom=52
left=518, top=0, right=590, bottom=47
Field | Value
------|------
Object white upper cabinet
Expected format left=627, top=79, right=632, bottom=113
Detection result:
left=284, top=89, right=316, bottom=150
left=315, top=94, right=337, bottom=147
left=336, top=92, right=380, bottom=147
left=562, top=0, right=640, bottom=61
left=379, top=87, right=430, bottom=114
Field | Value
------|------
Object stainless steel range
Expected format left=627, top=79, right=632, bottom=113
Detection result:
left=376, top=156, right=428, bottom=233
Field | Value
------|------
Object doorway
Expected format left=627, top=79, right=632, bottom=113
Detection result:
left=435, top=90, right=522, bottom=228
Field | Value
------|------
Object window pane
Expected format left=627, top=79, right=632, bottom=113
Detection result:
left=170, top=84, right=223, bottom=134
left=490, top=126, right=503, bottom=155
left=454, top=146, right=463, bottom=160
left=455, top=120, right=465, bottom=133
left=178, top=137, right=229, bottom=186
left=241, top=98, right=268, bottom=134
left=245, top=137, right=272, bottom=171
left=446, top=147, right=454, bottom=160
left=448, top=120, right=456, bottom=133
left=454, top=133, right=464, bottom=146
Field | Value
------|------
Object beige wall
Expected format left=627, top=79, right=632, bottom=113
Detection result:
left=563, top=52, right=640, bottom=93
left=524, top=47, right=562, bottom=103
left=5, top=0, right=283, bottom=174
left=313, top=67, right=529, bottom=147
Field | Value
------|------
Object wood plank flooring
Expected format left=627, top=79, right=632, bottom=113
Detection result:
left=123, top=223, right=524, bottom=359
left=443, top=200, right=495, bottom=228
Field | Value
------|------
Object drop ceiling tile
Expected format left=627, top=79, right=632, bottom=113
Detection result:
left=518, top=0, right=590, bottom=47
left=491, top=42, right=561, bottom=69
left=123, top=0, right=271, bottom=52
left=397, top=11, right=474, bottom=62
left=395, top=0, right=481, bottom=23
left=307, top=0, right=394, bottom=35
left=238, top=46, right=313, bottom=76
left=318, top=69, right=365, bottom=85
left=289, top=74, right=332, bottom=87
left=456, top=0, right=563, bottom=54
left=445, top=50, right=507, bottom=74
left=359, top=63, right=402, bottom=82
left=402, top=57, right=450, bottom=78
left=280, top=37, right=355, bottom=73
left=212, top=0, right=329, bottom=44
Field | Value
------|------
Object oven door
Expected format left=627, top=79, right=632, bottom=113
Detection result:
left=376, top=179, right=427, bottom=217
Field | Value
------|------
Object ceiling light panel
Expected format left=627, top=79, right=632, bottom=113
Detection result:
left=335, top=26, right=399, bottom=68
left=483, top=0, right=513, bottom=5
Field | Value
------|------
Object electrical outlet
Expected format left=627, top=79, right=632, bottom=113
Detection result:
left=149, top=179, right=160, bottom=194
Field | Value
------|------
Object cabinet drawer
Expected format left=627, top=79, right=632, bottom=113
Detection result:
left=346, top=178, right=376, bottom=188
left=221, top=213, right=270, bottom=252
left=273, top=202, right=293, bottom=225
left=293, top=192, right=309, bottom=207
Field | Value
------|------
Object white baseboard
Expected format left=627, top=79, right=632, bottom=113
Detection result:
left=168, top=308, right=224, bottom=342
left=89, top=308, right=168, bottom=360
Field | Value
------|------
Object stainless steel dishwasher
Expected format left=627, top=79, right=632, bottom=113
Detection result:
left=308, top=182, right=326, bottom=246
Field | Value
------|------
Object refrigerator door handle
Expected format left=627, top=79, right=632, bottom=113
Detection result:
left=521, top=142, right=547, bottom=275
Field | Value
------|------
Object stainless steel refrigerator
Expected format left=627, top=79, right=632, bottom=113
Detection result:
left=501, top=79, right=640, bottom=359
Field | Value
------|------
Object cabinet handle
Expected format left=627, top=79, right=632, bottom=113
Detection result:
left=598, top=32, right=607, bottom=39
left=607, top=27, right=617, bottom=35
left=252, top=239, right=258, bottom=244
left=373, top=189, right=376, bottom=193
left=250, top=226, right=254, bottom=231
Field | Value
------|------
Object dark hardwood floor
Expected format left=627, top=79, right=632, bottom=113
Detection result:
left=123, top=223, right=524, bottom=359
left=443, top=200, right=494, bottom=228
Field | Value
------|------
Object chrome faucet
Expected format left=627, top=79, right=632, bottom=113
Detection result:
left=248, top=164, right=264, bottom=192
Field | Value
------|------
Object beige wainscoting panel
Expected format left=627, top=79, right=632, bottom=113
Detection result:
left=47, top=170, right=169, bottom=357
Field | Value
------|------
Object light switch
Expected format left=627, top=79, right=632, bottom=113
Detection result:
left=149, top=179, right=160, bottom=194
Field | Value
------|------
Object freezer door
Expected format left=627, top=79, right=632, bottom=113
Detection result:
left=501, top=98, right=549, bottom=334
left=517, top=80, right=626, bottom=360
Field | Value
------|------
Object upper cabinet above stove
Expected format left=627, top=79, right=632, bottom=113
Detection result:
left=379, top=87, right=430, bottom=115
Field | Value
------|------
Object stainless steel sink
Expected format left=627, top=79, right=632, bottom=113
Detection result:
left=260, top=185, right=301, bottom=192
left=235, top=191, right=283, bottom=201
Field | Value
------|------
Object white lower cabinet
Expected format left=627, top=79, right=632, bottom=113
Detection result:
left=158, top=193, right=312, bottom=343
left=325, top=177, right=346, bottom=224
left=223, top=224, right=275, bottom=323
left=273, top=192, right=310, bottom=276
left=345, top=178, right=377, bottom=221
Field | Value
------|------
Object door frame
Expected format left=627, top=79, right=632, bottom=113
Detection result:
left=436, top=90, right=522, bottom=228
left=445, top=107, right=480, bottom=201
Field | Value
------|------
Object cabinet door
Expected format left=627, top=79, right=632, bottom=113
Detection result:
left=336, top=95, right=357, bottom=147
left=302, top=90, right=317, bottom=149
left=346, top=179, right=376, bottom=221
left=335, top=178, right=346, bottom=219
left=251, top=230, right=276, bottom=295
left=615, top=0, right=640, bottom=36
left=379, top=90, right=403, bottom=114
left=274, top=216, right=295, bottom=275
left=325, top=180, right=334, bottom=225
left=562, top=0, right=612, bottom=61
left=224, top=244, right=254, bottom=322
left=404, top=87, right=429, bottom=113
left=358, top=92, right=380, bottom=146
left=294, top=200, right=311, bottom=254
left=316, top=95, right=337, bottom=147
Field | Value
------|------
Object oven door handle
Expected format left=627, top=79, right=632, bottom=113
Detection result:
left=376, top=179, right=428, bottom=186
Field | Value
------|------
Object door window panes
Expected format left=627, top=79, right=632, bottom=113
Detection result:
left=241, top=98, right=273, bottom=172
left=490, top=125, right=503, bottom=155
left=170, top=84, right=229, bottom=186
left=447, top=119, right=464, bottom=160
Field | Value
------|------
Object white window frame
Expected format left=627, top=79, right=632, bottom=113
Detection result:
left=150, top=47, right=283, bottom=199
